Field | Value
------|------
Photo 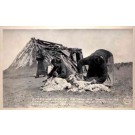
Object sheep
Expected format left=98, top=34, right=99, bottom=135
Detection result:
left=67, top=74, right=111, bottom=92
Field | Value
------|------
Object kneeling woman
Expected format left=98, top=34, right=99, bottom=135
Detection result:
left=77, top=49, right=114, bottom=86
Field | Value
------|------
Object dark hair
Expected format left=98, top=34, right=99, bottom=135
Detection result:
left=94, top=56, right=105, bottom=64
left=51, top=58, right=61, bottom=64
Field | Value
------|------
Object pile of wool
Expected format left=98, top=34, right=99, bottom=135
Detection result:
left=41, top=77, right=71, bottom=91
left=40, top=74, right=111, bottom=92
left=68, top=83, right=111, bottom=92
left=67, top=74, right=111, bottom=92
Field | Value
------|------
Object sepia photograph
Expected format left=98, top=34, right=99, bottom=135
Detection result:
left=2, top=28, right=134, bottom=109
left=1, top=1, right=135, bottom=135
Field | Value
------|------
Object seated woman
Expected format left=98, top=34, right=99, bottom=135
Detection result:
left=48, top=58, right=73, bottom=79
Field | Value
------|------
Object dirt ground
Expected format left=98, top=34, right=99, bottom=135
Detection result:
left=3, top=64, right=133, bottom=109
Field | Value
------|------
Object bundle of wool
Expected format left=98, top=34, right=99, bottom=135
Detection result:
left=41, top=77, right=71, bottom=91
left=67, top=74, right=111, bottom=92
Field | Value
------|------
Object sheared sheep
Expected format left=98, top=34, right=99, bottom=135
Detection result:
left=67, top=74, right=111, bottom=92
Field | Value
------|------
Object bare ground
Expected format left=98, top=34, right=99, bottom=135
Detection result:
left=3, top=65, right=133, bottom=109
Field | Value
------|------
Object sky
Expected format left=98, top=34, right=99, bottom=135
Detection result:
left=3, top=29, right=133, bottom=70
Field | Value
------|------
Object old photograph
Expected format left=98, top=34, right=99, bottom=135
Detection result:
left=2, top=28, right=133, bottom=108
